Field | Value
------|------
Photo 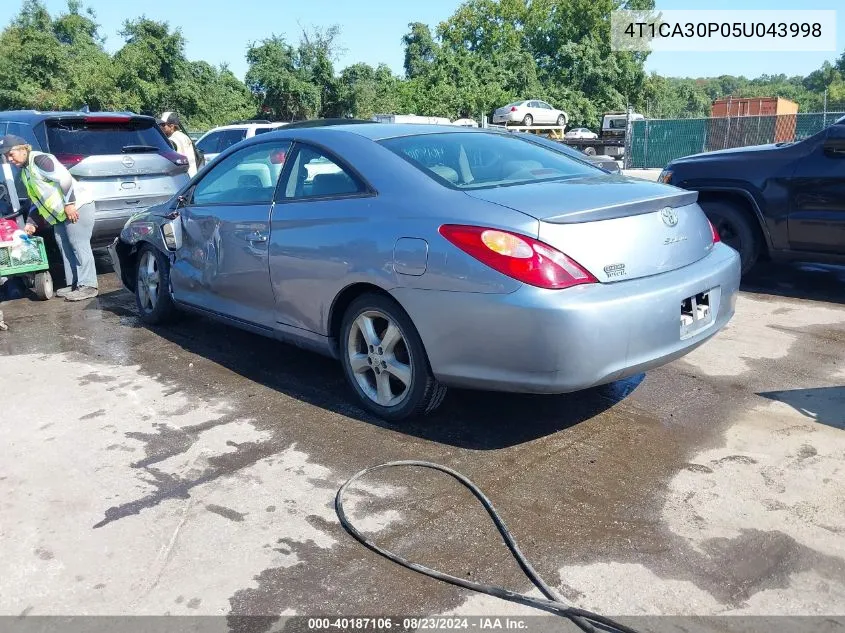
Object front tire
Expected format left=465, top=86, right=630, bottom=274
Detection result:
left=700, top=200, right=760, bottom=275
left=135, top=244, right=176, bottom=325
left=557, top=114, right=566, bottom=126
left=340, top=293, right=446, bottom=421
left=583, top=146, right=597, bottom=156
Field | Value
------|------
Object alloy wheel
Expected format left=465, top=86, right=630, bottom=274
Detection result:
left=347, top=310, right=413, bottom=407
left=137, top=250, right=160, bottom=313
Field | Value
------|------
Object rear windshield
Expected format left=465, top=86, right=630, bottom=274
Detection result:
left=45, top=118, right=172, bottom=156
left=379, top=131, right=598, bottom=190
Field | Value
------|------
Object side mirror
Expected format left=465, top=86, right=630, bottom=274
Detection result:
left=174, top=192, right=190, bottom=209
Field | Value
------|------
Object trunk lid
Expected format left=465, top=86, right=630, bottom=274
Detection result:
left=495, top=103, right=521, bottom=116
left=464, top=176, right=715, bottom=282
left=67, top=153, right=186, bottom=179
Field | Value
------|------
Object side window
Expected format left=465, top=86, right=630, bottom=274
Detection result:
left=196, top=132, right=222, bottom=154
left=253, top=127, right=272, bottom=136
left=7, top=122, right=39, bottom=148
left=282, top=144, right=366, bottom=200
left=0, top=123, right=7, bottom=136
left=217, top=129, right=248, bottom=153
left=191, top=141, right=290, bottom=206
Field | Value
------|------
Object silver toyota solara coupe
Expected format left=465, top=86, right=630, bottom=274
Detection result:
left=109, top=123, right=741, bottom=421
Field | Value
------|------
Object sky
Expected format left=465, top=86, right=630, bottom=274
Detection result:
left=11, top=0, right=845, bottom=81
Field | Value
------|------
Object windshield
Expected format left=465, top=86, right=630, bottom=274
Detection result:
left=379, top=132, right=599, bottom=190
left=46, top=118, right=172, bottom=156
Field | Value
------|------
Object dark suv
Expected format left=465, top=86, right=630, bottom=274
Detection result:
left=659, top=115, right=845, bottom=275
left=0, top=110, right=191, bottom=247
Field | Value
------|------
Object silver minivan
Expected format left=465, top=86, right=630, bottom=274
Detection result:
left=0, top=110, right=190, bottom=247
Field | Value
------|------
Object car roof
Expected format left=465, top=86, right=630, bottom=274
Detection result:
left=282, top=118, right=373, bottom=129
left=0, top=110, right=152, bottom=123
left=207, top=122, right=285, bottom=131
left=275, top=123, right=491, bottom=141
left=260, top=122, right=600, bottom=150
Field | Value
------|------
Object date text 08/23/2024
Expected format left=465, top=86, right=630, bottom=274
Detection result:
left=306, top=617, right=529, bottom=630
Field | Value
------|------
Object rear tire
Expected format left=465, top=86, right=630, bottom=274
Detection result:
left=700, top=200, right=760, bottom=275
left=135, top=244, right=176, bottom=325
left=340, top=293, right=446, bottom=422
left=522, top=114, right=533, bottom=127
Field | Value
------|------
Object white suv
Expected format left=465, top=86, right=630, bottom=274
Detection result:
left=195, top=120, right=287, bottom=163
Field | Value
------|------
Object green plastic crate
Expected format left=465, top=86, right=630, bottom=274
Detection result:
left=0, top=236, right=50, bottom=275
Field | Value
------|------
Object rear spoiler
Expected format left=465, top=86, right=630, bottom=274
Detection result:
left=47, top=114, right=157, bottom=126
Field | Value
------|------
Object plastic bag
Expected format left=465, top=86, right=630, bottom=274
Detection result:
left=6, top=231, right=41, bottom=266
left=0, top=218, right=18, bottom=242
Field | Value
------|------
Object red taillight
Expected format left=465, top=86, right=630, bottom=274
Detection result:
left=54, top=153, right=85, bottom=168
left=510, top=106, right=518, bottom=112
left=709, top=220, right=721, bottom=243
left=161, top=151, right=189, bottom=166
left=438, top=224, right=598, bottom=290
left=85, top=115, right=131, bottom=123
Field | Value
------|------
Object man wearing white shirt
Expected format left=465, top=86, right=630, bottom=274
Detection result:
left=158, top=112, right=199, bottom=177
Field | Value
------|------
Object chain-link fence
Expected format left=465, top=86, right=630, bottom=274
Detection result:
left=629, top=110, right=845, bottom=168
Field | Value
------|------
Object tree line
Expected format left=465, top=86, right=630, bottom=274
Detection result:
left=2, top=0, right=844, bottom=132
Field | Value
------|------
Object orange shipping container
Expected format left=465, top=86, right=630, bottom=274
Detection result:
left=711, top=96, right=798, bottom=118
left=708, top=97, right=799, bottom=147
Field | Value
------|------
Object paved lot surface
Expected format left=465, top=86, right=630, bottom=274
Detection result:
left=1, top=259, right=844, bottom=626
left=621, top=168, right=662, bottom=181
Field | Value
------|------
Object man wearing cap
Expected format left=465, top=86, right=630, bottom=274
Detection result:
left=0, top=134, right=98, bottom=301
left=158, top=112, right=198, bottom=177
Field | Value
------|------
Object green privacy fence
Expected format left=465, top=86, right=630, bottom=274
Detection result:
left=629, top=112, right=845, bottom=169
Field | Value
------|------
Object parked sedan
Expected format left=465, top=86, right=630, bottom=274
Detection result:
left=110, top=124, right=740, bottom=421
left=565, top=127, right=598, bottom=139
left=492, top=100, right=568, bottom=127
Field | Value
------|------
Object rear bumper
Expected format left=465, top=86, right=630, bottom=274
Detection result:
left=391, top=243, right=741, bottom=393
left=492, top=112, right=522, bottom=123
left=92, top=210, right=133, bottom=247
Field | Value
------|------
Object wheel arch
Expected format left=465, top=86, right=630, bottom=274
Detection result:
left=328, top=282, right=398, bottom=354
left=694, top=188, right=772, bottom=253
left=117, top=238, right=163, bottom=293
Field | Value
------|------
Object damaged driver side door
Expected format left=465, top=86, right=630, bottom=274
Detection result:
left=170, top=140, right=290, bottom=329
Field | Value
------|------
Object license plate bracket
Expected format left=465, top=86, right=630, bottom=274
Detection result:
left=680, top=289, right=715, bottom=339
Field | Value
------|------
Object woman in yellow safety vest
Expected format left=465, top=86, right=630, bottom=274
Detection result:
left=0, top=134, right=97, bottom=301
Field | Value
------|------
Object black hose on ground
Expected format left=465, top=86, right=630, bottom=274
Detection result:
left=336, top=460, right=641, bottom=633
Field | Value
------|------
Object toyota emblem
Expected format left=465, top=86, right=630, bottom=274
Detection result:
left=661, top=207, right=678, bottom=227
left=122, top=156, right=135, bottom=168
